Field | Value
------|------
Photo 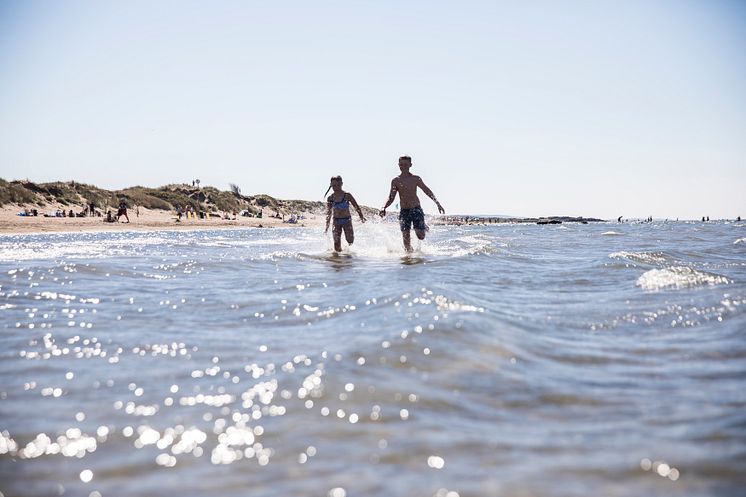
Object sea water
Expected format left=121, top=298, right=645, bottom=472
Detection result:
left=0, top=221, right=744, bottom=497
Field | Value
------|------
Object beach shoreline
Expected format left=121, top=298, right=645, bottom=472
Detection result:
left=1, top=205, right=611, bottom=235
left=0, top=205, right=326, bottom=235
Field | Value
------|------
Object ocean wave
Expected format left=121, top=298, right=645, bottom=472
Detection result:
left=636, top=267, right=731, bottom=291
left=601, top=231, right=623, bottom=236
left=609, top=251, right=669, bottom=265
left=734, top=238, right=746, bottom=245
left=0, top=235, right=185, bottom=261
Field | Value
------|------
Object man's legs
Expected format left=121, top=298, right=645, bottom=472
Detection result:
left=407, top=207, right=426, bottom=248
left=400, top=209, right=413, bottom=252
left=402, top=229, right=413, bottom=252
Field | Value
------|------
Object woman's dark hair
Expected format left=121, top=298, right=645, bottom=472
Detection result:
left=324, top=175, right=343, bottom=198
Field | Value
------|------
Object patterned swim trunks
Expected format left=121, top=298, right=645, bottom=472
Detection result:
left=399, top=206, right=426, bottom=232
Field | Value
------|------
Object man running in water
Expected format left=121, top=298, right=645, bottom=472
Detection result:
left=379, top=155, right=445, bottom=252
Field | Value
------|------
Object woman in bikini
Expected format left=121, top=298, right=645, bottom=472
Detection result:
left=324, top=175, right=366, bottom=252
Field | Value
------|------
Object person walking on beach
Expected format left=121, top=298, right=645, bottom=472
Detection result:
left=117, top=199, right=130, bottom=223
left=324, top=175, right=366, bottom=252
left=379, top=155, right=445, bottom=252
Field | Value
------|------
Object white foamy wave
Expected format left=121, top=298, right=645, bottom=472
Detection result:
left=298, top=224, right=496, bottom=260
left=201, top=232, right=318, bottom=248
left=636, top=267, right=730, bottom=291
left=734, top=238, right=746, bottom=245
left=0, top=235, right=181, bottom=261
left=423, top=234, right=496, bottom=258
left=602, top=231, right=623, bottom=236
left=609, top=251, right=668, bottom=265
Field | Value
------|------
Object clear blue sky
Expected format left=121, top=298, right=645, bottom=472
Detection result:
left=1, top=0, right=744, bottom=219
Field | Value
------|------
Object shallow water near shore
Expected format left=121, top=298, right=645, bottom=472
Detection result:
left=1, top=220, right=745, bottom=497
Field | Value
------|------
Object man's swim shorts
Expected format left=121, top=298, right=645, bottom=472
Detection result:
left=399, top=206, right=426, bottom=232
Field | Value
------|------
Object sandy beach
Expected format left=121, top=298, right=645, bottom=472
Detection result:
left=0, top=205, right=325, bottom=234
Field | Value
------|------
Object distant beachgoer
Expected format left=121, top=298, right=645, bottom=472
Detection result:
left=136, top=206, right=140, bottom=218
left=105, top=210, right=115, bottom=223
left=706, top=216, right=710, bottom=221
left=324, top=175, right=366, bottom=252
left=738, top=216, right=742, bottom=222
left=117, top=199, right=130, bottom=223
left=379, top=155, right=445, bottom=252
left=617, top=216, right=623, bottom=222
left=68, top=209, right=74, bottom=218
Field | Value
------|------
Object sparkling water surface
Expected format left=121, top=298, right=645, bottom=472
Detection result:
left=1, top=221, right=745, bottom=497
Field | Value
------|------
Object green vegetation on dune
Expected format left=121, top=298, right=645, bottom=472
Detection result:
left=201, top=187, right=243, bottom=213
left=73, top=183, right=116, bottom=208
left=119, top=187, right=189, bottom=211
left=0, top=179, right=116, bottom=208
left=0, top=179, right=340, bottom=216
left=0, top=179, right=38, bottom=206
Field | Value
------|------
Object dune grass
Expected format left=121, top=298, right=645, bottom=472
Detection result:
left=0, top=179, right=334, bottom=216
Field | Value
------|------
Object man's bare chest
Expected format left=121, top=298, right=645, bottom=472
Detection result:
left=394, top=177, right=419, bottom=193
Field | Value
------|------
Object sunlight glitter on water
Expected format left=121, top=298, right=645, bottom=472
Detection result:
left=1, top=222, right=745, bottom=497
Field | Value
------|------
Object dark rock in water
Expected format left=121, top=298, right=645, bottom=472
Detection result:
left=537, top=219, right=562, bottom=225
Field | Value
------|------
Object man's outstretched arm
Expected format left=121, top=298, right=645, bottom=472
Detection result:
left=379, top=180, right=398, bottom=216
left=417, top=178, right=445, bottom=214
